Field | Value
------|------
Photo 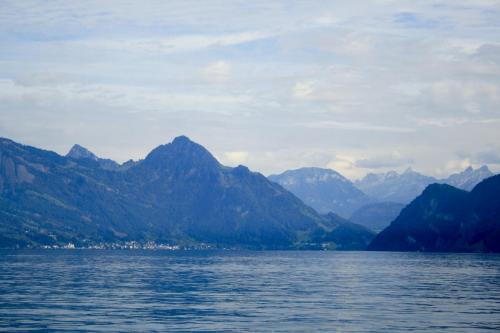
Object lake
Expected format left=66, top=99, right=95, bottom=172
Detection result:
left=0, top=250, right=499, bottom=332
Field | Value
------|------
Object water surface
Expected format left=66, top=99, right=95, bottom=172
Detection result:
left=1, top=250, right=499, bottom=332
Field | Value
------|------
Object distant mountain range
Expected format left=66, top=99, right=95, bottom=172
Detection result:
left=0, top=136, right=374, bottom=249
left=355, top=168, right=437, bottom=204
left=355, top=166, right=493, bottom=204
left=269, top=165, right=494, bottom=232
left=443, top=165, right=493, bottom=191
left=368, top=175, right=500, bottom=252
left=268, top=168, right=372, bottom=218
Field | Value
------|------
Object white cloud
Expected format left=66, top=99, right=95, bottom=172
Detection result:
left=356, top=152, right=413, bottom=169
left=223, top=151, right=249, bottom=166
left=327, top=155, right=363, bottom=179
left=292, top=81, right=314, bottom=99
left=203, top=61, right=231, bottom=83
left=0, top=79, right=253, bottom=114
left=426, top=80, right=500, bottom=115
left=302, top=121, right=415, bottom=133
left=69, top=31, right=274, bottom=55
left=445, top=159, right=472, bottom=174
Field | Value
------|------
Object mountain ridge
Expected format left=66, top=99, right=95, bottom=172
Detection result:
left=268, top=167, right=372, bottom=218
left=0, top=136, right=374, bottom=249
left=368, top=175, right=500, bottom=252
left=355, top=166, right=494, bottom=204
left=269, top=165, right=494, bottom=229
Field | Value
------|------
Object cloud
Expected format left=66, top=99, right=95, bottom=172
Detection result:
left=292, top=81, right=314, bottom=99
left=415, top=116, right=500, bottom=128
left=444, top=149, right=500, bottom=174
left=223, top=151, right=249, bottom=166
left=203, top=61, right=231, bottom=83
left=425, top=80, right=500, bottom=115
left=393, top=12, right=440, bottom=29
left=302, top=121, right=415, bottom=133
left=0, top=79, right=253, bottom=114
left=473, top=43, right=500, bottom=64
left=1, top=0, right=500, bottom=178
left=445, top=159, right=472, bottom=174
left=471, top=150, right=500, bottom=164
left=13, top=72, right=76, bottom=86
left=326, top=155, right=364, bottom=179
left=355, top=153, right=413, bottom=169
left=69, top=31, right=275, bottom=55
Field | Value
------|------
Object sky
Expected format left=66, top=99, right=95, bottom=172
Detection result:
left=1, top=0, right=500, bottom=179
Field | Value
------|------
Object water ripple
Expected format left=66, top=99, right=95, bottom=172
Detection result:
left=0, top=250, right=499, bottom=332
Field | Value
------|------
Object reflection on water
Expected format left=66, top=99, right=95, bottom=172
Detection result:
left=0, top=250, right=499, bottom=332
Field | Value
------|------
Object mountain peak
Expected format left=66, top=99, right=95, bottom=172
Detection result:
left=356, top=169, right=437, bottom=204
left=171, top=135, right=193, bottom=146
left=403, top=167, right=414, bottom=174
left=66, top=144, right=98, bottom=161
left=167, top=136, right=214, bottom=158
left=143, top=135, right=220, bottom=171
left=369, top=174, right=500, bottom=252
left=268, top=167, right=370, bottom=217
left=478, top=165, right=490, bottom=172
left=422, top=182, right=457, bottom=195
left=443, top=165, right=494, bottom=191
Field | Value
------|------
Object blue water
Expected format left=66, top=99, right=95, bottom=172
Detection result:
left=0, top=250, right=499, bottom=332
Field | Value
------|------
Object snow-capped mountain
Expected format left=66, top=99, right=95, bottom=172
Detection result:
left=442, top=165, right=493, bottom=191
left=355, top=168, right=437, bottom=204
left=268, top=167, right=372, bottom=217
left=355, top=166, right=495, bottom=204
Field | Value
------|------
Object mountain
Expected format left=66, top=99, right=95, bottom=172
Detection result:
left=268, top=167, right=372, bottom=218
left=355, top=168, right=436, bottom=204
left=67, top=144, right=99, bottom=160
left=368, top=175, right=500, bottom=252
left=442, top=165, right=493, bottom=191
left=311, top=213, right=377, bottom=250
left=355, top=166, right=494, bottom=205
left=349, top=202, right=405, bottom=232
left=66, top=144, right=120, bottom=170
left=0, top=136, right=374, bottom=249
left=349, top=167, right=494, bottom=233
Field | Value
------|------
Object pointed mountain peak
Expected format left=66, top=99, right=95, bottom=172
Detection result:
left=478, top=165, right=490, bottom=172
left=66, top=144, right=98, bottom=161
left=403, top=167, right=414, bottom=174
left=169, top=135, right=207, bottom=153
left=171, top=135, right=193, bottom=146
left=144, top=135, right=220, bottom=171
left=168, top=135, right=210, bottom=155
left=386, top=170, right=398, bottom=177
left=443, top=164, right=494, bottom=191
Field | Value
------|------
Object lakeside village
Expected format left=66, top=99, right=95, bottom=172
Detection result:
left=38, top=241, right=217, bottom=250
